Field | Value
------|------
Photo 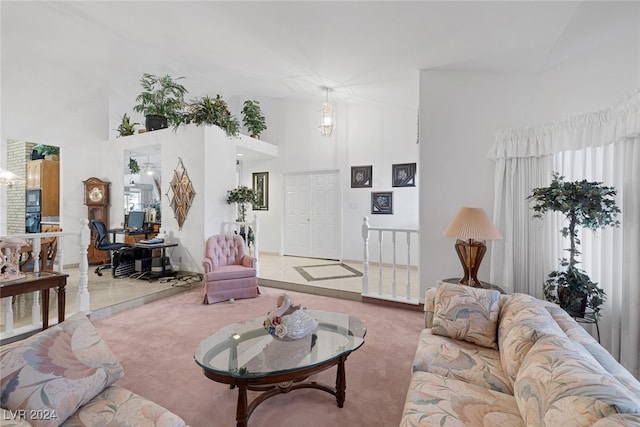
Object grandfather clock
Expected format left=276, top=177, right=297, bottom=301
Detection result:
left=83, top=177, right=110, bottom=265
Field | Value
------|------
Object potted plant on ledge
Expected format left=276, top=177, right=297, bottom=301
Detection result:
left=242, top=100, right=267, bottom=139
left=115, top=113, right=139, bottom=137
left=528, top=172, right=620, bottom=319
left=182, top=94, right=240, bottom=138
left=133, top=73, right=188, bottom=131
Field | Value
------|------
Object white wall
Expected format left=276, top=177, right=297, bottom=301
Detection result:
left=239, top=98, right=419, bottom=264
left=419, top=21, right=639, bottom=294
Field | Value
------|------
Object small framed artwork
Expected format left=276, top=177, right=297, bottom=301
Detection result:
left=371, top=191, right=393, bottom=214
left=252, top=172, right=269, bottom=210
left=392, top=163, right=416, bottom=187
left=351, top=165, right=372, bottom=188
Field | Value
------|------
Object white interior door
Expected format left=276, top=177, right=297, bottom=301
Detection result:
left=284, top=172, right=340, bottom=260
left=284, top=174, right=311, bottom=257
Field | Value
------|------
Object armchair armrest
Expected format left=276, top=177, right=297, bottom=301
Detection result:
left=240, top=255, right=256, bottom=268
left=202, top=258, right=213, bottom=273
left=424, top=287, right=436, bottom=328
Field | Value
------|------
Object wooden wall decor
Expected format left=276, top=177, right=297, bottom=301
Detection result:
left=166, top=157, right=195, bottom=230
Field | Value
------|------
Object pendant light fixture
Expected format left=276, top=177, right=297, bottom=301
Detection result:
left=318, top=87, right=334, bottom=136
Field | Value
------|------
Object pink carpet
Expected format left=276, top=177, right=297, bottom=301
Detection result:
left=91, top=285, right=424, bottom=427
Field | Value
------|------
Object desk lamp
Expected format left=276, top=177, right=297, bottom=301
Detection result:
left=443, top=207, right=502, bottom=287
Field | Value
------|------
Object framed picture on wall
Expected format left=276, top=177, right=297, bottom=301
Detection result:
left=371, top=191, right=393, bottom=214
left=351, top=165, right=372, bottom=188
left=252, top=172, right=269, bottom=210
left=392, top=163, right=416, bottom=187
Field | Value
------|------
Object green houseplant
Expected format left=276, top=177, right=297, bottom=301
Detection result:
left=183, top=95, right=240, bottom=138
left=128, top=157, right=140, bottom=174
left=32, top=144, right=60, bottom=160
left=226, top=185, right=257, bottom=246
left=133, top=73, right=188, bottom=131
left=115, top=113, right=139, bottom=137
left=528, top=173, right=620, bottom=319
left=241, top=100, right=267, bottom=139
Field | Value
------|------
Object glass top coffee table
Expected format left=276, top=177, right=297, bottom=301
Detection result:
left=194, top=310, right=366, bottom=427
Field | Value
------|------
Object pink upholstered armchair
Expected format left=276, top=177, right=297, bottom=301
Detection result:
left=202, top=234, right=259, bottom=304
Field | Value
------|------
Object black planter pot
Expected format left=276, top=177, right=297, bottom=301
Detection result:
left=145, top=115, right=168, bottom=131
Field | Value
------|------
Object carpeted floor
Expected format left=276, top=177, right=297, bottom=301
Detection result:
left=92, top=285, right=424, bottom=427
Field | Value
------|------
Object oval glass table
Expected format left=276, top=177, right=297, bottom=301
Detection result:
left=194, top=310, right=366, bottom=427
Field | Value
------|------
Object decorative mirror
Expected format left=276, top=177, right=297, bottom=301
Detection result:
left=166, top=157, right=195, bottom=230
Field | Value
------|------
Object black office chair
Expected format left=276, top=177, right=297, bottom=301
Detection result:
left=91, top=220, right=128, bottom=276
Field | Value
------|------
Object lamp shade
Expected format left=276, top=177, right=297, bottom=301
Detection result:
left=0, top=168, right=24, bottom=187
left=444, top=207, right=502, bottom=241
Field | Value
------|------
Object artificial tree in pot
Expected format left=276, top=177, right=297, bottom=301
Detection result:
left=528, top=172, right=620, bottom=319
left=133, top=73, right=188, bottom=131
left=226, top=185, right=257, bottom=246
left=241, top=100, right=267, bottom=139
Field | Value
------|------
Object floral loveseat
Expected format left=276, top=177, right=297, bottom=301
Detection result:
left=1, top=312, right=188, bottom=427
left=400, top=282, right=640, bottom=426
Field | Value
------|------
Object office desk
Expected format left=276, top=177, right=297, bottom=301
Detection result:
left=132, top=242, right=178, bottom=281
left=109, top=228, right=150, bottom=244
left=0, top=271, right=68, bottom=329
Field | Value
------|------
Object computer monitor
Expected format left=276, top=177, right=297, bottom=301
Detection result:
left=127, top=211, right=145, bottom=230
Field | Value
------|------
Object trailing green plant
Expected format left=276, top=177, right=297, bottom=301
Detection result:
left=115, top=113, right=139, bottom=137
left=133, top=73, right=188, bottom=127
left=182, top=95, right=240, bottom=138
left=241, top=100, right=267, bottom=138
left=528, top=172, right=621, bottom=319
left=33, top=144, right=60, bottom=156
left=128, top=157, right=140, bottom=174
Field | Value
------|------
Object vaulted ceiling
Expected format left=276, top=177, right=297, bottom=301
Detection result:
left=2, top=1, right=637, bottom=113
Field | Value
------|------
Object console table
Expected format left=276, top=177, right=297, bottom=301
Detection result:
left=439, top=278, right=506, bottom=294
left=0, top=271, right=68, bottom=329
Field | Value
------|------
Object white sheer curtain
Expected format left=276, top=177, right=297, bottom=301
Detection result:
left=488, top=89, right=640, bottom=377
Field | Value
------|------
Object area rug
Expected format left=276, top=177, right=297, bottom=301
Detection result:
left=91, top=285, right=424, bottom=427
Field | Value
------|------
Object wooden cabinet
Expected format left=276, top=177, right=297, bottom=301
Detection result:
left=26, top=160, right=60, bottom=217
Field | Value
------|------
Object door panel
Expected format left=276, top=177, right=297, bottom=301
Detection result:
left=284, top=172, right=340, bottom=260
left=284, top=175, right=310, bottom=256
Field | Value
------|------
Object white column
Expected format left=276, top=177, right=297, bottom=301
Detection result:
left=77, top=219, right=91, bottom=312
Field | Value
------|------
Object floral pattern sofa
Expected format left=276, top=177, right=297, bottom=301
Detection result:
left=400, top=282, right=640, bottom=426
left=1, top=312, right=188, bottom=427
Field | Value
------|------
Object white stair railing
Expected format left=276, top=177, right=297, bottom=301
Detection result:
left=362, top=216, right=419, bottom=304
left=0, top=219, right=90, bottom=338
left=221, top=215, right=259, bottom=276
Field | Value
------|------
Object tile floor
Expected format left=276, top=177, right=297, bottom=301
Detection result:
left=1, top=253, right=418, bottom=337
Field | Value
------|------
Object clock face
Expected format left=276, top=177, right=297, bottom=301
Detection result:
left=89, top=186, right=103, bottom=202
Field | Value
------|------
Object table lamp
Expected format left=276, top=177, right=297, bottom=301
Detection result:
left=443, top=207, right=502, bottom=287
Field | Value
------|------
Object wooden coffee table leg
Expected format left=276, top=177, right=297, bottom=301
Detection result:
left=236, top=383, right=248, bottom=427
left=336, top=355, right=346, bottom=407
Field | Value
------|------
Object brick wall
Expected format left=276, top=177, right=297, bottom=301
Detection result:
left=6, top=140, right=34, bottom=234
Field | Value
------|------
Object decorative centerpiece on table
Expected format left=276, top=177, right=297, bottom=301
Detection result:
left=0, top=238, right=29, bottom=282
left=263, top=293, right=318, bottom=341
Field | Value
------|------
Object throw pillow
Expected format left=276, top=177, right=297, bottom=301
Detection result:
left=0, top=312, right=124, bottom=427
left=431, top=282, right=501, bottom=349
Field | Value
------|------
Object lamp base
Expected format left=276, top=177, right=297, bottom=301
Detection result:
left=454, top=239, right=487, bottom=288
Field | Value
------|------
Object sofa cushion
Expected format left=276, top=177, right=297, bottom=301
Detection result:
left=591, top=414, right=640, bottom=426
left=0, top=313, right=124, bottom=427
left=431, top=282, right=501, bottom=349
left=205, top=265, right=256, bottom=281
left=514, top=334, right=640, bottom=427
left=412, top=329, right=513, bottom=395
left=545, top=304, right=640, bottom=398
left=400, top=371, right=523, bottom=427
left=60, top=385, right=186, bottom=427
left=498, top=293, right=565, bottom=385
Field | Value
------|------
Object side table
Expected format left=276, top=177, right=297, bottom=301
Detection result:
left=573, top=311, right=600, bottom=343
left=439, top=278, right=506, bottom=294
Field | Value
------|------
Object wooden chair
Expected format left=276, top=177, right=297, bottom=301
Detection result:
left=19, top=226, right=62, bottom=272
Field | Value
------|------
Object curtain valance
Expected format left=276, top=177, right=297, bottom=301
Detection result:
left=488, top=88, right=640, bottom=160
